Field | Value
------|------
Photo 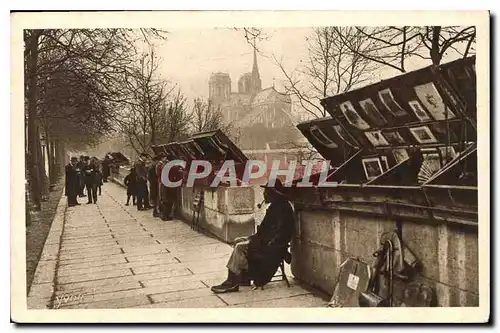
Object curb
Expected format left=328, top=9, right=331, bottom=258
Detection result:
left=27, top=195, right=67, bottom=309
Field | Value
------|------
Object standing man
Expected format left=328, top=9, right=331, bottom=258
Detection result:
left=159, top=154, right=182, bottom=221
left=134, top=153, right=150, bottom=211
left=102, top=154, right=111, bottom=182
left=76, top=155, right=86, bottom=197
left=149, top=153, right=164, bottom=217
left=84, top=157, right=99, bottom=204
left=65, top=157, right=80, bottom=207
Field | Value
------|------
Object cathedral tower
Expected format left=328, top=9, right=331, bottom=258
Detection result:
left=250, top=48, right=262, bottom=95
left=209, top=72, right=231, bottom=103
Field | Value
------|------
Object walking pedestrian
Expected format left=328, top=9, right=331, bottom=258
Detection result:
left=84, top=157, right=99, bottom=204
left=159, top=154, right=182, bottom=221
left=134, top=154, right=150, bottom=211
left=65, top=157, right=80, bottom=207
left=76, top=155, right=86, bottom=197
left=149, top=153, right=164, bottom=217
left=124, top=168, right=137, bottom=206
left=102, top=154, right=111, bottom=183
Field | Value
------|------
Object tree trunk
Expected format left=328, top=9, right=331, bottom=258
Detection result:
left=47, top=132, right=55, bottom=186
left=430, top=26, right=442, bottom=66
left=26, top=30, right=42, bottom=210
left=36, top=125, right=49, bottom=200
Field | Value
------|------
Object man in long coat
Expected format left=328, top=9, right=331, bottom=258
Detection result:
left=83, top=157, right=100, bottom=204
left=102, top=154, right=111, bottom=182
left=65, top=157, right=80, bottom=207
left=149, top=153, right=164, bottom=217
left=157, top=153, right=182, bottom=221
left=211, top=179, right=295, bottom=293
left=134, top=153, right=151, bottom=210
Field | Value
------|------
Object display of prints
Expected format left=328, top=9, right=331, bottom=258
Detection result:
left=382, top=130, right=406, bottom=145
left=414, top=82, right=456, bottom=120
left=438, top=146, right=457, bottom=165
left=418, top=152, right=442, bottom=184
left=378, top=88, right=408, bottom=117
left=358, top=98, right=387, bottom=126
left=362, top=157, right=384, bottom=180
left=333, top=125, right=358, bottom=147
left=380, top=155, right=389, bottom=171
left=409, top=126, right=438, bottom=144
left=364, top=130, right=390, bottom=147
left=393, top=149, right=410, bottom=164
left=408, top=100, right=431, bottom=121
left=310, top=126, right=338, bottom=148
left=339, top=101, right=370, bottom=130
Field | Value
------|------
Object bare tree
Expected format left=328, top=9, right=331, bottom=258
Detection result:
left=24, top=28, right=167, bottom=210
left=234, top=28, right=269, bottom=51
left=191, top=98, right=231, bottom=134
left=117, top=47, right=173, bottom=154
left=274, top=27, right=374, bottom=119
left=336, top=26, right=476, bottom=73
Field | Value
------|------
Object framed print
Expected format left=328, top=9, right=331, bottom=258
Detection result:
left=310, top=125, right=338, bottom=148
left=408, top=100, right=431, bottom=121
left=409, top=126, right=438, bottom=144
left=414, top=82, right=456, bottom=120
left=364, top=130, right=390, bottom=147
left=362, top=157, right=384, bottom=180
left=438, top=146, right=457, bottom=165
left=393, top=148, right=410, bottom=164
left=418, top=152, right=442, bottom=184
left=339, top=101, right=370, bottom=130
left=383, top=130, right=406, bottom=145
left=378, top=88, right=408, bottom=117
left=380, top=155, right=389, bottom=171
left=358, top=98, right=387, bottom=126
left=333, top=125, right=358, bottom=147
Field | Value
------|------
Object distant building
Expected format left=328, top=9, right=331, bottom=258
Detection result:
left=208, top=48, right=303, bottom=151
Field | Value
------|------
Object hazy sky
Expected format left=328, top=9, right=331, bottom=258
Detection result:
left=151, top=27, right=469, bottom=117
left=154, top=28, right=312, bottom=101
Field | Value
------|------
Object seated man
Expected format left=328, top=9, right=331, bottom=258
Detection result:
left=211, top=179, right=295, bottom=294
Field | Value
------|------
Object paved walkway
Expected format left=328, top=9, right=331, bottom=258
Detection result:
left=28, top=182, right=327, bottom=309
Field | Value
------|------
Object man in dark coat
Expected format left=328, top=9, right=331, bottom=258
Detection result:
left=211, top=179, right=295, bottom=293
left=102, top=154, right=111, bottom=182
left=148, top=153, right=163, bottom=217
left=83, top=157, right=99, bottom=204
left=65, top=157, right=80, bottom=207
left=134, top=153, right=151, bottom=211
left=158, top=154, right=182, bottom=221
left=76, top=155, right=86, bottom=197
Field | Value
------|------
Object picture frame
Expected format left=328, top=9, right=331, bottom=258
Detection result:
left=380, top=155, right=389, bottom=171
left=310, top=125, right=338, bottom=148
left=339, top=101, right=370, bottom=130
left=364, top=130, right=390, bottom=147
left=409, top=125, right=438, bottom=144
left=393, top=148, right=410, bottom=164
left=382, top=130, right=406, bottom=145
left=408, top=100, right=431, bottom=121
left=438, top=146, right=457, bottom=165
left=378, top=88, right=408, bottom=117
left=333, top=125, right=358, bottom=147
left=362, top=157, right=384, bottom=180
left=414, top=82, right=456, bottom=120
left=358, top=98, right=387, bottom=126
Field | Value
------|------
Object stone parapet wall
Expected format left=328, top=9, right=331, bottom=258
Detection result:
left=179, top=186, right=258, bottom=243
left=289, top=186, right=479, bottom=307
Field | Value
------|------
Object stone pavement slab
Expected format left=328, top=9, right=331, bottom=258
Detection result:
left=28, top=181, right=328, bottom=309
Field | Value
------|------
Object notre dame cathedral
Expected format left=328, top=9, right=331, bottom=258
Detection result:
left=208, top=49, right=303, bottom=151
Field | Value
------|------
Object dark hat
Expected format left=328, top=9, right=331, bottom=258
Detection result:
left=71, top=157, right=78, bottom=162
left=260, top=178, right=286, bottom=196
